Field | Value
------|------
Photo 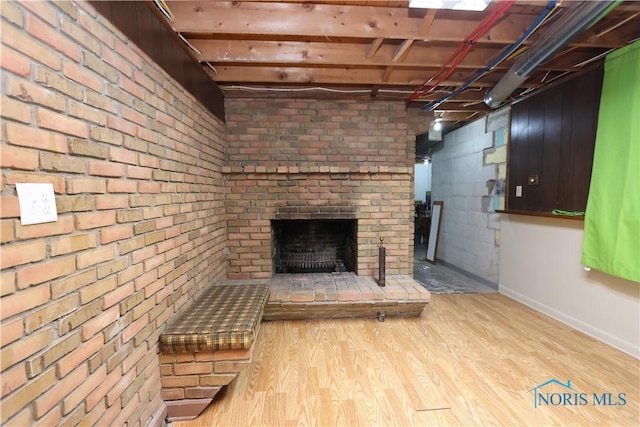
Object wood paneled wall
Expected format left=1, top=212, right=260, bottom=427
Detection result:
left=90, top=1, right=225, bottom=121
left=507, top=65, right=604, bottom=213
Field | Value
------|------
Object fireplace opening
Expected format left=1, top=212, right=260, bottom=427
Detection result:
left=271, top=220, right=357, bottom=274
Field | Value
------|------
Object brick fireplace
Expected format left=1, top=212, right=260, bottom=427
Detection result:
left=223, top=99, right=426, bottom=279
left=271, top=219, right=357, bottom=273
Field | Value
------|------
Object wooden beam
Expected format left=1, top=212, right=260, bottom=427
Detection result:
left=192, top=37, right=615, bottom=74
left=171, top=2, right=638, bottom=48
left=381, top=66, right=395, bottom=82
left=169, top=2, right=552, bottom=44
left=220, top=89, right=404, bottom=101
left=543, top=48, right=612, bottom=70
left=595, top=11, right=640, bottom=38
left=208, top=65, right=531, bottom=87
left=218, top=84, right=491, bottom=103
left=366, top=38, right=384, bottom=59
left=432, top=110, right=481, bottom=121
left=418, top=9, right=436, bottom=37
left=391, top=39, right=414, bottom=63
left=192, top=39, right=515, bottom=69
left=192, top=39, right=540, bottom=74
left=433, top=104, right=491, bottom=113
left=573, top=24, right=640, bottom=48
left=411, top=89, right=487, bottom=103
left=218, top=90, right=493, bottom=111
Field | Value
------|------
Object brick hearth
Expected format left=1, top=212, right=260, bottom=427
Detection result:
left=224, top=273, right=431, bottom=320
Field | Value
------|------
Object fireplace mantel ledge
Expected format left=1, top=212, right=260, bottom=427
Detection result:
left=221, top=165, right=412, bottom=175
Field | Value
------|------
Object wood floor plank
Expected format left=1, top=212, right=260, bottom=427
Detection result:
left=175, top=294, right=639, bottom=426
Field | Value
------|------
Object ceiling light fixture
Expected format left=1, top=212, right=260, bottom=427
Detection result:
left=408, top=0, right=491, bottom=12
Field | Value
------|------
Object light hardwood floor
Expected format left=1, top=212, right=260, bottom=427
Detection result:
left=175, top=294, right=639, bottom=426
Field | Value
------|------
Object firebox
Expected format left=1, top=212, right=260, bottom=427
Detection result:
left=271, top=220, right=357, bottom=274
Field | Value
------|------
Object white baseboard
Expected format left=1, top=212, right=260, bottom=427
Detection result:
left=499, top=286, right=639, bottom=359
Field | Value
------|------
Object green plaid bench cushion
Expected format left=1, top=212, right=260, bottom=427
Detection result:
left=160, top=284, right=270, bottom=353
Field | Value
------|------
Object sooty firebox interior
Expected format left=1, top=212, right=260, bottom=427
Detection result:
left=272, top=220, right=357, bottom=274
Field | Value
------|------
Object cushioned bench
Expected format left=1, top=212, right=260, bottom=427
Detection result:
left=159, top=283, right=270, bottom=421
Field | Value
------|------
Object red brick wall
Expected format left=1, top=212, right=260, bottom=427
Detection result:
left=224, top=99, right=422, bottom=277
left=0, top=1, right=226, bottom=425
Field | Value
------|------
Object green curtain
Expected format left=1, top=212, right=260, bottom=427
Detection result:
left=582, top=40, right=640, bottom=283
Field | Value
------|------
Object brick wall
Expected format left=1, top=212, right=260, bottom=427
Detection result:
left=0, top=1, right=226, bottom=425
left=224, top=99, right=422, bottom=278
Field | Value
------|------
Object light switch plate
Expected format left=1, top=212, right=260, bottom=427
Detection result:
left=515, top=185, right=523, bottom=197
left=16, top=183, right=58, bottom=225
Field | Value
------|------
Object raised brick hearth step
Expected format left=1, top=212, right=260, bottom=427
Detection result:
left=228, top=273, right=431, bottom=321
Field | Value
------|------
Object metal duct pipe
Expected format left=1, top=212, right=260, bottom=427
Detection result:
left=484, top=1, right=618, bottom=108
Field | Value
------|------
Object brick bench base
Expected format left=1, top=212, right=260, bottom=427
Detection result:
left=159, top=341, right=258, bottom=421
left=159, top=284, right=269, bottom=421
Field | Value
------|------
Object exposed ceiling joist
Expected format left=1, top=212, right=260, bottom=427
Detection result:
left=192, top=39, right=619, bottom=73
left=171, top=2, right=632, bottom=47
left=193, top=40, right=512, bottom=68
left=159, top=0, right=640, bottom=130
left=366, top=38, right=385, bottom=59
left=207, top=65, right=540, bottom=87
left=167, top=2, right=500, bottom=40
left=418, top=9, right=437, bottom=36
left=391, top=39, right=415, bottom=63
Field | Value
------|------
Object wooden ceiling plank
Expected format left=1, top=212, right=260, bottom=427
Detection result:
left=193, top=39, right=511, bottom=68
left=576, top=23, right=640, bottom=48
left=170, top=1, right=632, bottom=49
left=366, top=38, right=384, bottom=59
left=162, top=0, right=639, bottom=125
left=382, top=66, right=395, bottom=82
left=414, top=90, right=486, bottom=102
left=391, top=39, right=414, bottom=63
left=548, top=45, right=579, bottom=62
left=219, top=89, right=489, bottom=106
left=433, top=110, right=481, bottom=121
left=193, top=38, right=593, bottom=74
left=218, top=87, right=485, bottom=103
left=418, top=9, right=436, bottom=37
left=168, top=2, right=564, bottom=45
left=543, top=49, right=609, bottom=69
left=595, top=11, right=640, bottom=38
left=209, top=65, right=538, bottom=87
left=169, top=1, right=423, bottom=38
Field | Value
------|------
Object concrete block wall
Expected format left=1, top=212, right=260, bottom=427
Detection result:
left=224, top=99, right=423, bottom=278
left=431, top=115, right=508, bottom=284
left=0, top=1, right=227, bottom=425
